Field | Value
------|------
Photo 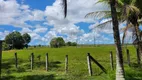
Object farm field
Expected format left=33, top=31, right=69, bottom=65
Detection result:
left=1, top=45, right=142, bottom=80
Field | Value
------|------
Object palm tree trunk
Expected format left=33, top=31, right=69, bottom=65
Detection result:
left=134, top=24, right=142, bottom=64
left=0, top=41, right=2, bottom=79
left=110, top=0, right=125, bottom=80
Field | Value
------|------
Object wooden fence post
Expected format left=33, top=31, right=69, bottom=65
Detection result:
left=65, top=55, right=68, bottom=73
left=31, top=53, right=34, bottom=70
left=110, top=51, right=114, bottom=70
left=136, top=48, right=141, bottom=65
left=87, top=53, right=92, bottom=76
left=89, top=55, right=107, bottom=74
left=46, top=53, right=49, bottom=71
left=126, top=49, right=130, bottom=67
left=15, top=52, right=18, bottom=69
left=0, top=41, right=3, bottom=79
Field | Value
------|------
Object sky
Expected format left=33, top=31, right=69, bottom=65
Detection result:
left=0, top=0, right=135, bottom=45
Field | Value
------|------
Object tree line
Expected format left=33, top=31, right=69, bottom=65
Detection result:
left=3, top=32, right=77, bottom=50
left=50, top=37, right=77, bottom=48
left=3, top=31, right=31, bottom=50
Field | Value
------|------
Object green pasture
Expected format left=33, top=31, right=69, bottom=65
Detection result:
left=1, top=45, right=142, bottom=80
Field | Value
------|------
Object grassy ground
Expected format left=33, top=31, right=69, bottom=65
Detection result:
left=1, top=45, right=142, bottom=80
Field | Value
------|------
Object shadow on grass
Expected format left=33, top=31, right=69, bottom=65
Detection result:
left=49, top=61, right=61, bottom=68
left=34, top=61, right=61, bottom=69
left=97, top=60, right=110, bottom=63
left=1, top=75, right=16, bottom=80
left=2, top=58, right=26, bottom=69
left=125, top=63, right=142, bottom=80
left=2, top=74, right=66, bottom=80
left=48, top=61, right=61, bottom=70
left=94, top=72, right=104, bottom=76
left=21, top=60, right=61, bottom=71
left=18, top=74, right=65, bottom=80
left=130, top=63, right=142, bottom=68
left=126, top=73, right=142, bottom=80
left=2, top=62, right=12, bottom=69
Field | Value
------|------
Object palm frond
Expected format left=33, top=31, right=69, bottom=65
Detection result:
left=85, top=11, right=111, bottom=20
left=120, top=23, right=133, bottom=32
left=121, top=23, right=133, bottom=45
left=121, top=28, right=127, bottom=46
left=117, top=0, right=124, bottom=7
left=130, top=0, right=136, bottom=5
left=140, top=31, right=142, bottom=39
left=132, top=31, right=137, bottom=46
left=121, top=4, right=140, bottom=22
left=89, top=19, right=112, bottom=31
left=130, top=5, right=140, bottom=15
left=96, top=0, right=109, bottom=4
left=62, top=0, right=67, bottom=18
left=138, top=19, right=142, bottom=24
left=97, top=19, right=112, bottom=28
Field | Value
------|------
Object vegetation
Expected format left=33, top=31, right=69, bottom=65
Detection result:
left=66, top=42, right=77, bottom=46
left=1, top=46, right=142, bottom=80
left=136, top=0, right=142, bottom=17
left=50, top=37, right=65, bottom=48
left=2, top=42, right=9, bottom=51
left=22, top=33, right=31, bottom=49
left=109, top=0, right=125, bottom=79
left=0, top=0, right=142, bottom=80
left=4, top=31, right=31, bottom=50
left=86, top=0, right=142, bottom=64
left=84, top=0, right=142, bottom=79
left=62, top=0, right=127, bottom=79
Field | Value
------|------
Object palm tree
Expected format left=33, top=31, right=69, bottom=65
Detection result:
left=86, top=0, right=142, bottom=64
left=136, top=0, right=142, bottom=17
left=121, top=22, right=142, bottom=64
left=110, top=0, right=125, bottom=80
left=62, top=0, right=125, bottom=80
left=0, top=40, right=3, bottom=79
left=119, top=0, right=142, bottom=64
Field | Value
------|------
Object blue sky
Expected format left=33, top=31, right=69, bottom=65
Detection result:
left=0, top=0, right=134, bottom=45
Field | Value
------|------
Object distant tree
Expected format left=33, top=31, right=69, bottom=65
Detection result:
left=38, top=44, right=41, bottom=47
left=66, top=41, right=72, bottom=46
left=5, top=31, right=24, bottom=49
left=22, top=33, right=31, bottom=48
left=50, top=38, right=57, bottom=48
left=2, top=42, right=9, bottom=50
left=50, top=37, right=65, bottom=48
left=66, top=42, right=77, bottom=46
left=72, top=42, right=77, bottom=46
left=56, top=37, right=65, bottom=47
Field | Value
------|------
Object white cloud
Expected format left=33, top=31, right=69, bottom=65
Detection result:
left=0, top=0, right=117, bottom=45
left=29, top=32, right=41, bottom=40
left=21, top=28, right=32, bottom=34
left=0, top=31, right=10, bottom=40
left=31, top=10, right=45, bottom=21
left=33, top=27, right=48, bottom=33
left=0, top=0, right=45, bottom=28
left=20, top=5, right=29, bottom=10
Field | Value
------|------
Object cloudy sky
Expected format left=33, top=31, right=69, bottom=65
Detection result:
left=0, top=0, right=132, bottom=45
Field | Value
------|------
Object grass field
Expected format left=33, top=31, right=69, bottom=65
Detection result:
left=1, top=45, right=142, bottom=80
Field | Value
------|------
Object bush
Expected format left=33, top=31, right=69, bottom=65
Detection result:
left=50, top=37, right=65, bottom=48
left=66, top=41, right=72, bottom=46
left=72, top=42, right=77, bottom=46
left=2, top=42, right=9, bottom=50
left=66, top=42, right=77, bottom=46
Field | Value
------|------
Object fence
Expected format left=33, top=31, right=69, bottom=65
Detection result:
left=0, top=48, right=136, bottom=79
